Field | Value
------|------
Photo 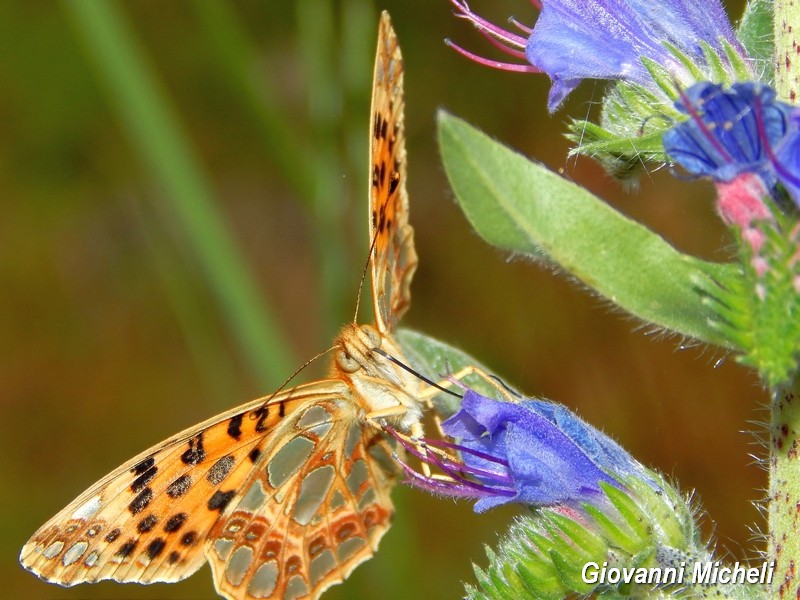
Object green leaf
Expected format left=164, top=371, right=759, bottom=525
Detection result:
left=438, top=111, right=741, bottom=350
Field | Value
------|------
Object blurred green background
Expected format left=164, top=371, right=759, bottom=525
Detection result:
left=3, top=1, right=760, bottom=598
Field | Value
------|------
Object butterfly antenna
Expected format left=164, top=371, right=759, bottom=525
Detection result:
left=371, top=347, right=462, bottom=398
left=264, top=345, right=337, bottom=404
left=353, top=230, right=380, bottom=324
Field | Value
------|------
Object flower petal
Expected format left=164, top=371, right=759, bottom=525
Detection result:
left=526, top=0, right=741, bottom=110
left=664, top=82, right=794, bottom=190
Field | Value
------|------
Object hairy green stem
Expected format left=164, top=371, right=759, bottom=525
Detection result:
left=770, top=2, right=800, bottom=597
left=770, top=378, right=800, bottom=597
left=773, top=0, right=800, bottom=102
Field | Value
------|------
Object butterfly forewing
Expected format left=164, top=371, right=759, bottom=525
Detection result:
left=369, top=12, right=417, bottom=335
left=19, top=381, right=348, bottom=587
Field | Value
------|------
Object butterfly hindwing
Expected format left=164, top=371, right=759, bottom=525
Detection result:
left=207, top=397, right=399, bottom=599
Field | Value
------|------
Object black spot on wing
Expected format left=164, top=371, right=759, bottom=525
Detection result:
left=389, top=171, right=399, bottom=196
left=227, top=414, right=243, bottom=440
left=164, top=513, right=187, bottom=533
left=130, top=464, right=157, bottom=493
left=168, top=551, right=180, bottom=564
left=166, top=474, right=192, bottom=498
left=248, top=448, right=261, bottom=463
left=128, top=488, right=153, bottom=515
left=374, top=112, right=387, bottom=140
left=253, top=405, right=269, bottom=433
left=146, top=538, right=166, bottom=560
left=137, top=514, right=158, bottom=533
left=380, top=115, right=388, bottom=140
left=207, top=490, right=235, bottom=512
left=105, top=528, right=121, bottom=543
left=116, top=539, right=137, bottom=558
left=181, top=433, right=205, bottom=465
left=206, top=456, right=235, bottom=486
left=181, top=531, right=198, bottom=546
left=372, top=165, right=380, bottom=189
left=131, top=456, right=155, bottom=476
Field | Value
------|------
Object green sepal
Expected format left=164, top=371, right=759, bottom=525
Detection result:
left=715, top=203, right=800, bottom=386
left=438, top=111, right=741, bottom=350
left=544, top=512, right=607, bottom=559
left=640, top=56, right=681, bottom=100
left=582, top=502, right=641, bottom=555
left=566, top=120, right=665, bottom=182
left=662, top=41, right=707, bottom=81
left=623, top=475, right=698, bottom=548
left=700, top=40, right=729, bottom=83
left=737, top=0, right=774, bottom=78
left=723, top=38, right=759, bottom=81
left=601, top=482, right=651, bottom=541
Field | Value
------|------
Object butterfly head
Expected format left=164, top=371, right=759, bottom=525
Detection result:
left=333, top=323, right=424, bottom=431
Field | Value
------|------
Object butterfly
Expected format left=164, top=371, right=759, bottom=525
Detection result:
left=20, top=11, right=424, bottom=600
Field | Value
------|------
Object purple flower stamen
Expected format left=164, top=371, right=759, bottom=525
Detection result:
left=444, top=40, right=540, bottom=73
left=383, top=424, right=517, bottom=498
left=394, top=448, right=516, bottom=498
left=423, top=445, right=515, bottom=487
left=674, top=86, right=737, bottom=168
left=395, top=457, right=491, bottom=498
left=421, top=436, right=511, bottom=466
left=450, top=0, right=528, bottom=49
left=478, top=29, right=529, bottom=60
left=509, top=17, right=533, bottom=35
left=447, top=0, right=541, bottom=73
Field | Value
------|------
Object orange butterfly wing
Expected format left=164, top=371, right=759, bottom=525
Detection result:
left=19, top=382, right=337, bottom=585
left=369, top=11, right=417, bottom=335
left=207, top=396, right=399, bottom=599
left=20, top=380, right=400, bottom=599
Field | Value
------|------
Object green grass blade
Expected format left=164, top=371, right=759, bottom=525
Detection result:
left=63, top=0, right=293, bottom=386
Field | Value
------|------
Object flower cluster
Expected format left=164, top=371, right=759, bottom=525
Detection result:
left=438, top=0, right=800, bottom=596
left=390, top=387, right=701, bottom=597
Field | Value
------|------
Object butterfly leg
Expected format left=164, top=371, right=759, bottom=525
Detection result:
left=420, top=364, right=517, bottom=401
left=414, top=364, right=519, bottom=440
left=364, top=405, right=434, bottom=476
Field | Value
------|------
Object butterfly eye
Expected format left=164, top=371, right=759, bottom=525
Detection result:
left=336, top=349, right=361, bottom=373
left=362, top=324, right=381, bottom=349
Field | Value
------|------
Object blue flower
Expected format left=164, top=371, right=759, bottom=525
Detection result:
left=527, top=0, right=744, bottom=110
left=774, top=110, right=800, bottom=204
left=448, top=0, right=749, bottom=111
left=663, top=82, right=800, bottom=208
left=391, top=389, right=654, bottom=513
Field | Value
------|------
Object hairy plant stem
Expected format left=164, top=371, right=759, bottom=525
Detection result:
left=774, top=0, right=800, bottom=103
left=770, top=377, right=800, bottom=597
left=770, top=3, right=800, bottom=596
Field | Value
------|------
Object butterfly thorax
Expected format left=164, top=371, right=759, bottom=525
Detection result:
left=332, top=323, right=424, bottom=432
